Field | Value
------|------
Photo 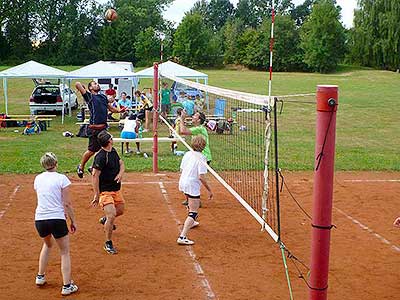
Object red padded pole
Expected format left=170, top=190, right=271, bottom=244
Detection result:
left=152, top=63, right=159, bottom=173
left=309, top=85, right=338, bottom=300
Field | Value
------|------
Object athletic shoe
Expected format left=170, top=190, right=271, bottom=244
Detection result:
left=177, top=236, right=194, bottom=245
left=35, top=274, right=46, bottom=286
left=87, top=166, right=93, bottom=175
left=103, top=241, right=117, bottom=254
left=136, top=151, right=141, bottom=154
left=191, top=221, right=200, bottom=228
left=61, top=281, right=78, bottom=296
left=99, top=216, right=116, bottom=230
left=76, top=165, right=84, bottom=178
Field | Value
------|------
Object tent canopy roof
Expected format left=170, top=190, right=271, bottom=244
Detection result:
left=0, top=60, right=67, bottom=79
left=135, top=61, right=208, bottom=79
left=66, top=61, right=136, bottom=79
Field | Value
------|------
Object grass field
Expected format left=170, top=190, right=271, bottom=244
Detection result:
left=0, top=65, right=399, bottom=174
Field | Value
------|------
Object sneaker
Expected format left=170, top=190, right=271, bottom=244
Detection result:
left=191, top=221, right=200, bottom=228
left=136, top=151, right=141, bottom=154
left=99, top=216, right=116, bottom=230
left=87, top=166, right=93, bottom=175
left=61, top=281, right=79, bottom=296
left=177, top=236, right=194, bottom=245
left=104, top=241, right=117, bottom=254
left=181, top=200, right=188, bottom=206
left=35, top=274, right=46, bottom=286
left=76, top=165, right=84, bottom=178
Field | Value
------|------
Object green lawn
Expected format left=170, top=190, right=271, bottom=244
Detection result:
left=0, top=66, right=398, bottom=174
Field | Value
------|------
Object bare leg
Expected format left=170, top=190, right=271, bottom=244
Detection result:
left=115, top=203, right=125, bottom=218
left=180, top=198, right=200, bottom=238
left=136, top=142, right=140, bottom=152
left=38, top=235, right=53, bottom=275
left=54, top=235, right=71, bottom=285
left=103, top=204, right=117, bottom=241
left=80, top=150, right=94, bottom=170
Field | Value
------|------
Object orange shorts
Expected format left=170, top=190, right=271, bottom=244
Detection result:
left=99, top=191, right=125, bottom=208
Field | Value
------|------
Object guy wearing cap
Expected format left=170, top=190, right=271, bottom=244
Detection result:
left=91, top=130, right=125, bottom=254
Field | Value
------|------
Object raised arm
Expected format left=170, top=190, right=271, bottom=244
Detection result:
left=179, top=110, right=191, bottom=135
left=75, top=81, right=87, bottom=96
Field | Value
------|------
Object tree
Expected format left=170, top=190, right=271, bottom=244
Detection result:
left=173, top=13, right=221, bottom=67
left=290, top=0, right=314, bottom=27
left=207, top=0, right=234, bottom=32
left=236, top=0, right=294, bottom=28
left=134, top=27, right=162, bottom=66
left=300, top=0, right=346, bottom=73
left=222, top=19, right=244, bottom=64
left=350, top=0, right=400, bottom=70
left=2, top=0, right=36, bottom=61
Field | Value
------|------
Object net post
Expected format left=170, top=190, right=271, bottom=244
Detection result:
left=152, top=63, right=159, bottom=173
left=309, top=85, right=338, bottom=300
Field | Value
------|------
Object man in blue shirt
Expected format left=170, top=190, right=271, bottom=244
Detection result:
left=75, top=81, right=122, bottom=178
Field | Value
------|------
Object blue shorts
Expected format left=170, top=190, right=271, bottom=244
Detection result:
left=121, top=131, right=137, bottom=139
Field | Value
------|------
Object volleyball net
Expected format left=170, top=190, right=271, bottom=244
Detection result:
left=159, top=73, right=314, bottom=243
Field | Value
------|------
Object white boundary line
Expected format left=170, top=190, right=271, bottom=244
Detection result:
left=0, top=185, right=20, bottom=220
left=71, top=181, right=178, bottom=186
left=158, top=181, right=216, bottom=300
left=334, top=207, right=400, bottom=253
left=343, top=179, right=400, bottom=183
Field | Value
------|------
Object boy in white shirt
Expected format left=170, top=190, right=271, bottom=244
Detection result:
left=33, top=152, right=78, bottom=296
left=177, top=135, right=213, bottom=245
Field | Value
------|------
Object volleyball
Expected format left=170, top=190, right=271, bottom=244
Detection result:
left=105, top=8, right=118, bottom=22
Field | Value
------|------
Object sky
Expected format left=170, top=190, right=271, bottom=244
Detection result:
left=97, top=0, right=357, bottom=29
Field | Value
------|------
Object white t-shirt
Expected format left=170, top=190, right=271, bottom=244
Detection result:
left=34, top=171, right=71, bottom=221
left=121, top=117, right=138, bottom=133
left=179, top=151, right=207, bottom=196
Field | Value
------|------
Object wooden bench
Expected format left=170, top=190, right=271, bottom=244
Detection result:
left=113, top=137, right=179, bottom=154
left=0, top=118, right=53, bottom=129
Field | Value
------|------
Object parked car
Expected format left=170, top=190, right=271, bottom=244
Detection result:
left=171, top=81, right=203, bottom=101
left=29, top=82, right=78, bottom=114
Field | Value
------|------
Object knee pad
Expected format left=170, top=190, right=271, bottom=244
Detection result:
left=188, top=211, right=198, bottom=220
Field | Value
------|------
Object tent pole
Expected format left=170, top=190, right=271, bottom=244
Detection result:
left=3, top=78, right=8, bottom=115
left=68, top=79, right=72, bottom=116
left=205, top=78, right=209, bottom=114
left=61, top=78, right=64, bottom=124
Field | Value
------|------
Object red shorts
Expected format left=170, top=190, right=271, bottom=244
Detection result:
left=99, top=191, right=125, bottom=208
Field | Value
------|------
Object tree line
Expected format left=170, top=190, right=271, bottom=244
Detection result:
left=0, top=0, right=398, bottom=73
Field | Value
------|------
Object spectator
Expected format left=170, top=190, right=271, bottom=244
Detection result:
left=182, top=96, right=195, bottom=116
left=118, top=92, right=132, bottom=110
left=161, top=82, right=171, bottom=118
left=105, top=84, right=116, bottom=98
left=120, top=113, right=141, bottom=154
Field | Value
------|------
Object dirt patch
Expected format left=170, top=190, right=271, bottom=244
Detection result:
left=0, top=171, right=398, bottom=299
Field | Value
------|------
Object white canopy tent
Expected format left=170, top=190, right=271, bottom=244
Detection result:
left=66, top=60, right=137, bottom=79
left=0, top=60, right=68, bottom=121
left=135, top=60, right=208, bottom=83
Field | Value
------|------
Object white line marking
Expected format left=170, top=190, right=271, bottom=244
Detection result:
left=343, top=179, right=400, bottom=183
left=71, top=181, right=178, bottom=186
left=0, top=185, right=20, bottom=220
left=334, top=207, right=400, bottom=253
left=158, top=181, right=216, bottom=299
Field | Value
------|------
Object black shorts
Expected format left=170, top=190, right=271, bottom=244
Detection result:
left=88, top=128, right=102, bottom=152
left=184, top=193, right=200, bottom=199
left=35, top=219, right=69, bottom=239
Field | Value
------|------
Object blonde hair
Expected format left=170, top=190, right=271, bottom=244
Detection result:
left=191, top=135, right=206, bottom=152
left=40, top=152, right=58, bottom=170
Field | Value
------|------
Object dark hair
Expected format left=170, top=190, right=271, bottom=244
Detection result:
left=121, top=92, right=127, bottom=96
left=176, top=108, right=183, bottom=116
left=126, top=95, right=131, bottom=99
left=198, top=112, right=206, bottom=124
left=88, top=80, right=97, bottom=90
left=97, top=130, right=112, bottom=147
left=128, top=113, right=137, bottom=120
